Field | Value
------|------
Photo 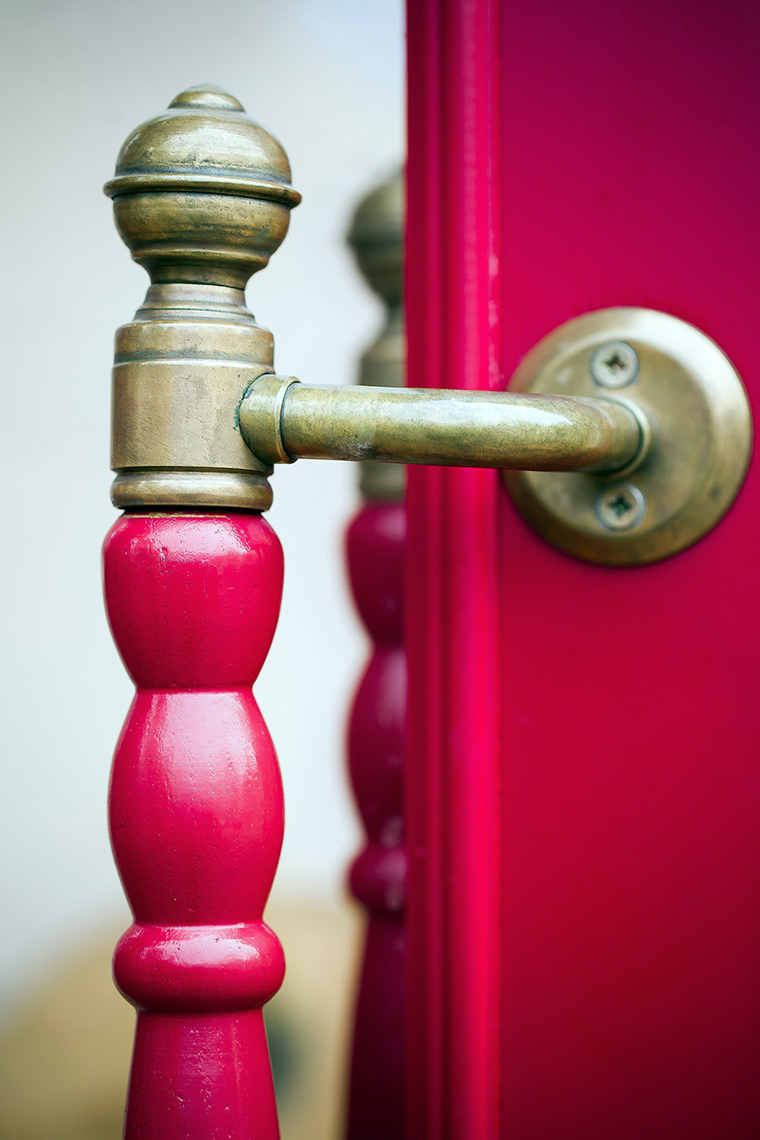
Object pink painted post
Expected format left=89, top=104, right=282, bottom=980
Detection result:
left=406, top=2, right=502, bottom=1138
left=345, top=173, right=407, bottom=1139
left=102, top=86, right=301, bottom=1138
left=104, top=514, right=284, bottom=1137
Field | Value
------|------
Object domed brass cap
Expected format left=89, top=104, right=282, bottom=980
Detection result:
left=104, top=85, right=301, bottom=289
left=348, top=169, right=403, bottom=305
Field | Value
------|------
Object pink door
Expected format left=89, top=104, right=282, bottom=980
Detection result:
left=405, top=1, right=760, bottom=1136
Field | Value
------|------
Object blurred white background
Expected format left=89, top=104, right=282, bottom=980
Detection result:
left=0, top=0, right=404, bottom=1018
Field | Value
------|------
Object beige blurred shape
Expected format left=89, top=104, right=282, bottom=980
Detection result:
left=0, top=899, right=360, bottom=1140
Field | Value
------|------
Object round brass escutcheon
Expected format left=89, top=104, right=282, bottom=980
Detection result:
left=504, top=308, right=753, bottom=566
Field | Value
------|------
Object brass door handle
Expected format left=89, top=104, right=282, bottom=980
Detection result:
left=106, top=86, right=751, bottom=566
left=238, top=375, right=648, bottom=474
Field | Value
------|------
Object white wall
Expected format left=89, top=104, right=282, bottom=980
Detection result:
left=0, top=0, right=404, bottom=1015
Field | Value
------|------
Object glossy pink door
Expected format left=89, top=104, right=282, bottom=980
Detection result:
left=405, top=0, right=760, bottom=1136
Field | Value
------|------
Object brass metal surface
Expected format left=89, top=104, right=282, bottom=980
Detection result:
left=504, top=308, right=753, bottom=565
left=106, top=86, right=299, bottom=510
left=105, top=85, right=300, bottom=288
left=347, top=170, right=405, bottom=500
left=239, top=377, right=645, bottom=473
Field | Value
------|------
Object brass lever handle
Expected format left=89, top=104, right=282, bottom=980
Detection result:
left=105, top=87, right=751, bottom=565
left=239, top=375, right=648, bottom=475
left=104, top=85, right=653, bottom=514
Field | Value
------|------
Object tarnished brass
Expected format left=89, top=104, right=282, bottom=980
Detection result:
left=105, top=86, right=300, bottom=287
left=239, top=377, right=645, bottom=473
left=347, top=170, right=405, bottom=501
left=105, top=85, right=300, bottom=510
left=504, top=308, right=753, bottom=565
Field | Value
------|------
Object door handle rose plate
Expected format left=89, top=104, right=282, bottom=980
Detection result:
left=504, top=308, right=752, bottom=566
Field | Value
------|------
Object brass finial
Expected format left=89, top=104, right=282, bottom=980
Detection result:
left=106, top=86, right=300, bottom=511
left=347, top=170, right=405, bottom=501
left=105, top=83, right=300, bottom=289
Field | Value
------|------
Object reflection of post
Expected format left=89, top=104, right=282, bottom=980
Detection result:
left=345, top=172, right=407, bottom=1139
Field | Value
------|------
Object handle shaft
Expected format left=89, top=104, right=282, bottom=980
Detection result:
left=239, top=378, right=645, bottom=474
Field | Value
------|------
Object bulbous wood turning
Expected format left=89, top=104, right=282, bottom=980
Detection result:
left=104, top=513, right=284, bottom=1139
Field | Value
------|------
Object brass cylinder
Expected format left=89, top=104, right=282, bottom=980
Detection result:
left=239, top=378, right=645, bottom=473
left=111, top=283, right=276, bottom=511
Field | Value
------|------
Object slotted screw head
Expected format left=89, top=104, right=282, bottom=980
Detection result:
left=590, top=341, right=640, bottom=388
left=594, top=482, right=646, bottom=531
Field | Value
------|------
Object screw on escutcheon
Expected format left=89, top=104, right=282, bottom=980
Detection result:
left=594, top=482, right=646, bottom=531
left=589, top=341, right=640, bottom=388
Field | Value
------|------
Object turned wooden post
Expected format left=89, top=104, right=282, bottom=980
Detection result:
left=103, top=86, right=300, bottom=1139
left=345, top=172, right=408, bottom=1139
